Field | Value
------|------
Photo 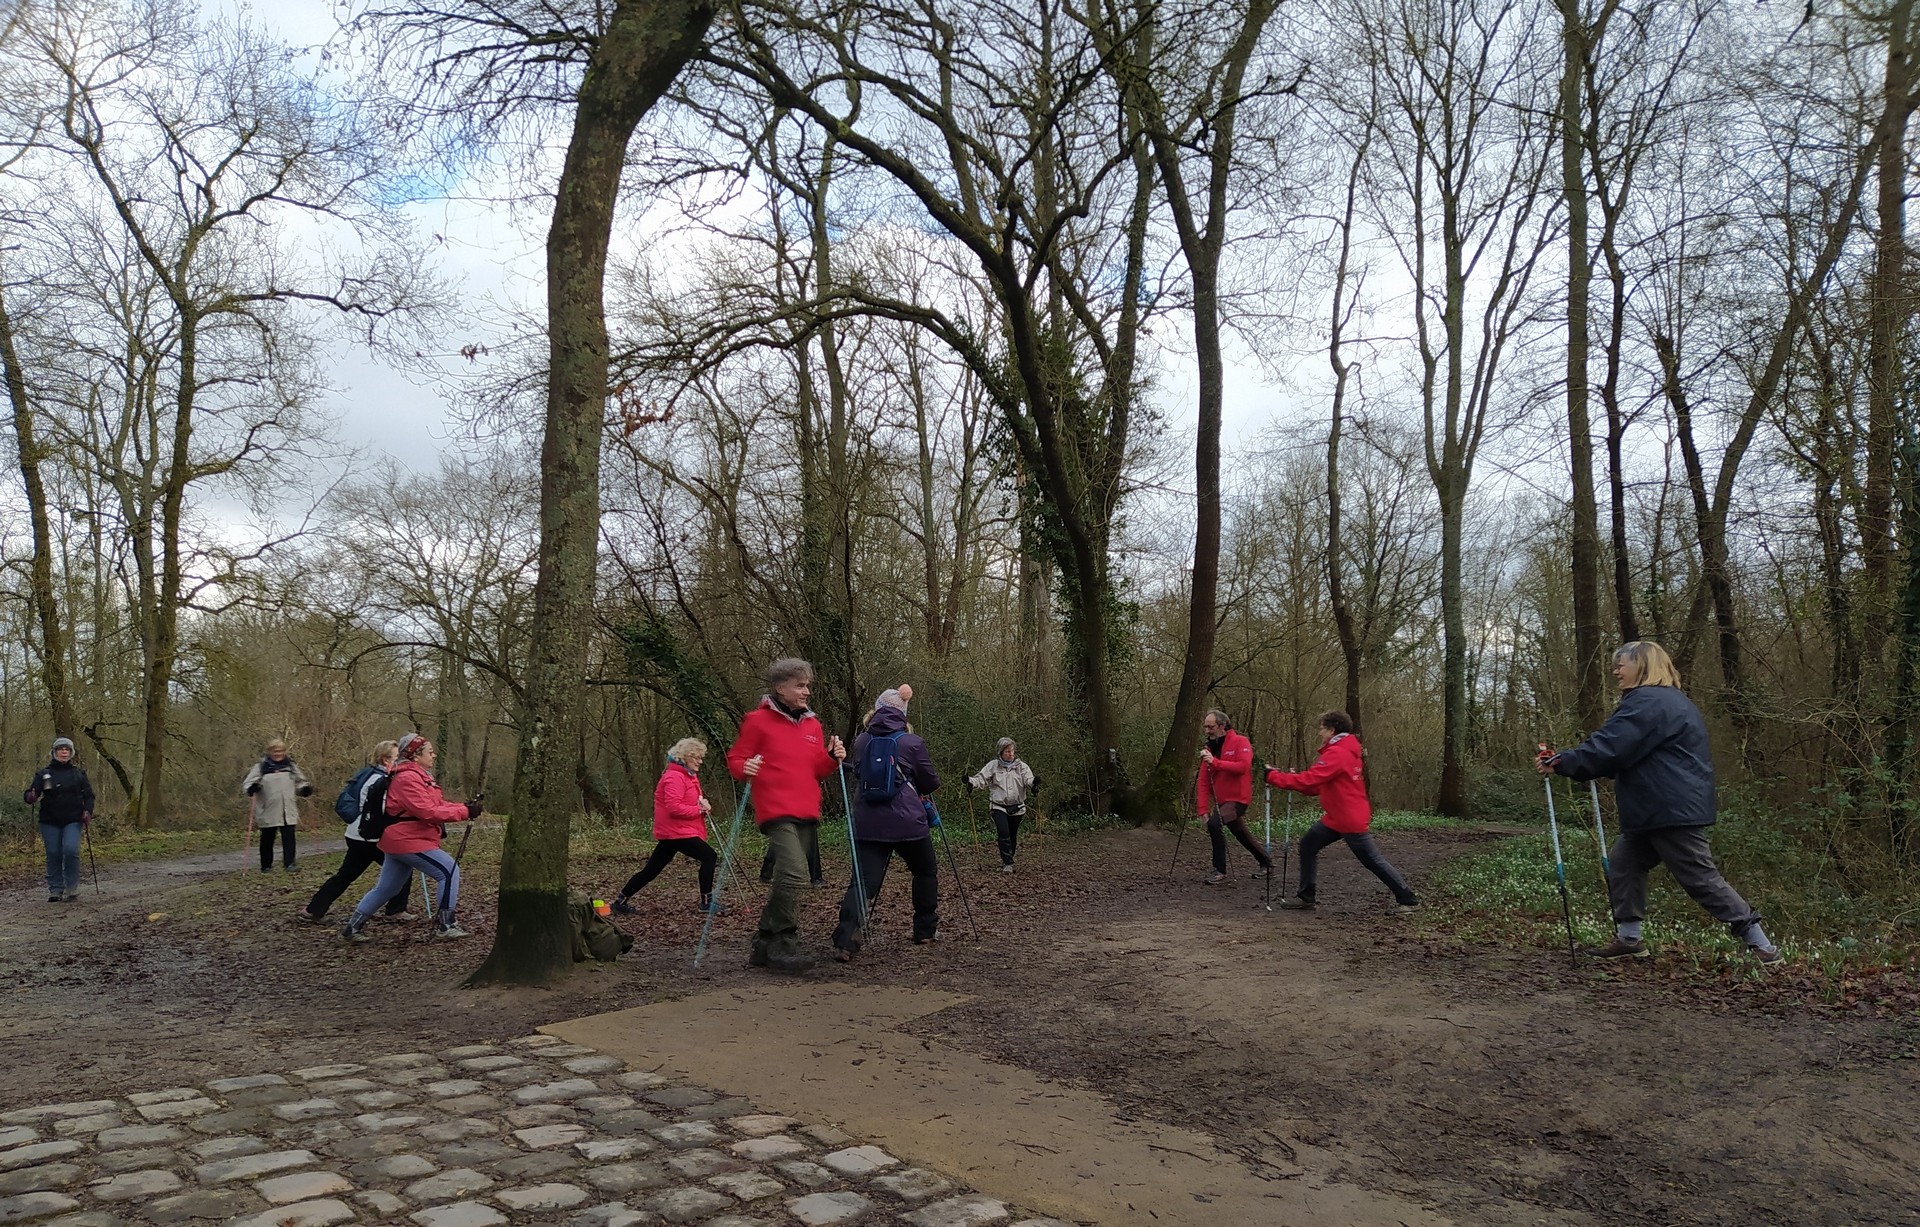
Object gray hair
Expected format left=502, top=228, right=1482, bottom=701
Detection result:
left=766, top=657, right=814, bottom=689
left=1204, top=708, right=1233, bottom=730
left=668, top=736, right=707, bottom=762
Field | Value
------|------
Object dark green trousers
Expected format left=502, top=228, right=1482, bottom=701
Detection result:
left=754, top=818, right=817, bottom=960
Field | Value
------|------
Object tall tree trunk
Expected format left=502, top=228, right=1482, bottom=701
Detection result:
left=1886, top=417, right=1920, bottom=858
left=471, top=0, right=715, bottom=986
left=1865, top=0, right=1916, bottom=631
left=1560, top=0, right=1605, bottom=734
left=1327, top=134, right=1368, bottom=737
left=0, top=270, right=79, bottom=742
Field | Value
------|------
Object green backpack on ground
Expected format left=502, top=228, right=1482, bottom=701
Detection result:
left=569, top=890, right=634, bottom=963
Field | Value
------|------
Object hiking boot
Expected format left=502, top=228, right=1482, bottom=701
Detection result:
left=1752, top=945, right=1785, bottom=969
left=749, top=946, right=770, bottom=967
left=612, top=896, right=639, bottom=916
left=341, top=920, right=372, bottom=944
left=1278, top=895, right=1316, bottom=910
left=47, top=894, right=61, bottom=903
left=698, top=897, right=726, bottom=916
left=1203, top=870, right=1230, bottom=885
left=764, top=952, right=816, bottom=973
left=435, top=924, right=471, bottom=940
left=1587, top=936, right=1649, bottom=960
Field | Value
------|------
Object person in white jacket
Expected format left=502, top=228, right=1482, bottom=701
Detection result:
left=242, top=739, right=314, bottom=872
left=967, top=738, right=1037, bottom=873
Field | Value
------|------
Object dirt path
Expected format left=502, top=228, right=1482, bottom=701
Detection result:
left=2, top=823, right=1914, bottom=1226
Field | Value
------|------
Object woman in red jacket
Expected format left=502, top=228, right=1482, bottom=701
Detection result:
left=1197, top=709, right=1273, bottom=885
left=342, top=733, right=480, bottom=943
left=727, top=657, right=846, bottom=973
left=1265, top=711, right=1419, bottom=913
left=613, top=737, right=722, bottom=915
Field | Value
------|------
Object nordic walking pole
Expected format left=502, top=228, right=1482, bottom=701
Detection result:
left=84, top=822, right=100, bottom=891
left=692, top=782, right=752, bottom=969
left=1538, top=745, right=1578, bottom=965
left=1587, top=779, right=1610, bottom=876
left=932, top=803, right=979, bottom=939
left=963, top=788, right=982, bottom=865
left=1261, top=784, right=1274, bottom=911
left=1168, top=807, right=1188, bottom=878
left=1279, top=789, right=1294, bottom=899
left=835, top=763, right=870, bottom=942
left=705, top=815, right=750, bottom=894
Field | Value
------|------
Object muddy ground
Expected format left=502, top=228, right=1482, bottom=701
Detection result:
left=0, top=820, right=1914, bottom=1226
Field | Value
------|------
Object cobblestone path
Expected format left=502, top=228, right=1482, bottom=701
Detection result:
left=0, top=1034, right=1076, bottom=1227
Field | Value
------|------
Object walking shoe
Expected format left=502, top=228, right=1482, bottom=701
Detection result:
left=1388, top=900, right=1421, bottom=916
left=62, top=893, right=80, bottom=902
left=385, top=911, right=418, bottom=922
left=914, top=932, right=940, bottom=945
left=295, top=909, right=321, bottom=925
left=764, top=952, right=816, bottom=973
left=698, top=897, right=726, bottom=916
left=1587, top=936, right=1649, bottom=960
left=259, top=866, right=272, bottom=874
left=748, top=946, right=770, bottom=968
left=47, top=894, right=61, bottom=903
left=1203, top=870, right=1230, bottom=885
left=809, top=879, right=827, bottom=889
left=1001, top=864, right=1015, bottom=874
left=1752, top=945, right=1785, bottom=969
left=612, top=896, right=639, bottom=916
left=1277, top=895, right=1316, bottom=910
left=434, top=924, right=471, bottom=940
left=833, top=947, right=856, bottom=963
left=1250, top=864, right=1273, bottom=879
left=283, top=862, right=298, bottom=872
left=341, top=920, right=372, bottom=944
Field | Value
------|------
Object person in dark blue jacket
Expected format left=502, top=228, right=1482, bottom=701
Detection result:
left=1541, top=641, right=1781, bottom=965
left=833, top=687, right=940, bottom=961
left=24, top=737, right=94, bottom=903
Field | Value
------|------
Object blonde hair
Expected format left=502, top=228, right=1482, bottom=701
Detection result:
left=668, top=737, right=707, bottom=763
left=265, top=738, right=288, bottom=753
left=1613, top=641, right=1683, bottom=690
left=370, top=739, right=399, bottom=766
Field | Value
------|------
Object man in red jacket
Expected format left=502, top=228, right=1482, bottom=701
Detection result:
left=1197, top=709, right=1273, bottom=885
left=1265, top=711, right=1419, bottom=913
left=727, top=657, right=847, bottom=972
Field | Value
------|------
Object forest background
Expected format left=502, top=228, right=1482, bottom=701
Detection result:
left=2, top=0, right=1918, bottom=930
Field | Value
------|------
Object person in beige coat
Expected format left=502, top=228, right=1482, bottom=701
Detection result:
left=243, top=738, right=313, bottom=872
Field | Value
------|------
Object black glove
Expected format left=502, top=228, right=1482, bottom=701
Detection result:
left=246, top=783, right=260, bottom=795
left=296, top=785, right=315, bottom=797
left=1030, top=778, right=1041, bottom=797
left=965, top=780, right=975, bottom=794
left=465, top=799, right=483, bottom=821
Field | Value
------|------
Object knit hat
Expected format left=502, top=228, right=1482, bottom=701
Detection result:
left=51, top=737, right=75, bottom=755
left=397, top=732, right=430, bottom=760
left=876, top=688, right=908, bottom=713
left=996, top=737, right=1015, bottom=752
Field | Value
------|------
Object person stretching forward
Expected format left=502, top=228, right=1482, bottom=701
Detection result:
left=1266, top=711, right=1419, bottom=914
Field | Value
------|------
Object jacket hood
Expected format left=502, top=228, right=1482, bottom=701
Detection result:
left=759, top=694, right=815, bottom=723
left=866, top=706, right=909, bottom=736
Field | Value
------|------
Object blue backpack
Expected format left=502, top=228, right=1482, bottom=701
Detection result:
left=858, top=734, right=904, bottom=802
left=334, top=765, right=376, bottom=823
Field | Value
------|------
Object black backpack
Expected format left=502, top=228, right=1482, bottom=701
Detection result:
left=357, top=770, right=397, bottom=841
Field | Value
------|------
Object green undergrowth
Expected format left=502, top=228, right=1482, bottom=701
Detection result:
left=1424, top=800, right=1920, bottom=1010
left=0, top=820, right=246, bottom=883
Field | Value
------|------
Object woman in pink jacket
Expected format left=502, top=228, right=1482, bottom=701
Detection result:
left=613, top=737, right=722, bottom=915
left=342, top=733, right=479, bottom=943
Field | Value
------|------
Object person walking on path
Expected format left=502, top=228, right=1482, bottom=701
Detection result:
left=1540, top=641, right=1782, bottom=965
left=1197, top=709, right=1271, bottom=885
left=613, top=737, right=723, bottom=916
left=834, top=689, right=941, bottom=961
left=242, top=739, right=313, bottom=872
left=341, top=733, right=479, bottom=943
left=727, top=657, right=847, bottom=973
left=1266, top=711, right=1419, bottom=914
left=298, top=740, right=414, bottom=924
left=23, top=737, right=94, bottom=903
left=967, top=737, right=1036, bottom=873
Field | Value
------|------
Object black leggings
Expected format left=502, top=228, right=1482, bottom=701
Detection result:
left=760, top=823, right=822, bottom=884
left=1207, top=802, right=1270, bottom=872
left=991, top=806, right=1024, bottom=866
left=305, top=837, right=411, bottom=919
left=623, top=837, right=717, bottom=898
left=259, top=826, right=296, bottom=869
left=833, top=836, right=939, bottom=950
left=1296, top=819, right=1416, bottom=904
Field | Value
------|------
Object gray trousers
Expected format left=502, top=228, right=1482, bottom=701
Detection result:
left=1607, top=826, right=1759, bottom=936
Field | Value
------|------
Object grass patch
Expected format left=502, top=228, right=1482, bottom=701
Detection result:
left=1422, top=798, right=1920, bottom=1011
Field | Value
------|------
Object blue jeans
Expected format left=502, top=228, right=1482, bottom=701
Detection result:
left=39, top=822, right=82, bottom=895
left=352, top=849, right=459, bottom=925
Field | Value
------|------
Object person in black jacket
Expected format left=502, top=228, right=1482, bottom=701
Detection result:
left=23, top=737, right=94, bottom=903
left=1541, top=641, right=1781, bottom=965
